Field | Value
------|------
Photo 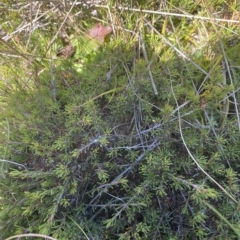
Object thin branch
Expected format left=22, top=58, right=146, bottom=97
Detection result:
left=95, top=5, right=240, bottom=24
left=6, top=234, right=57, bottom=240
left=139, top=30, right=158, bottom=95
left=85, top=139, right=160, bottom=212
left=0, top=159, right=27, bottom=170
left=169, top=71, right=238, bottom=204
left=146, top=22, right=211, bottom=78
left=45, top=0, right=78, bottom=55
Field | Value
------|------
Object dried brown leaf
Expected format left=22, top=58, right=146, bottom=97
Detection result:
left=86, top=23, right=112, bottom=43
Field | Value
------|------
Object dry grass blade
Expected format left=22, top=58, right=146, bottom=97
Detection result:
left=6, top=233, right=57, bottom=240
left=45, top=0, right=78, bottom=55
left=170, top=73, right=238, bottom=204
left=139, top=30, right=158, bottom=95
left=95, top=4, right=240, bottom=24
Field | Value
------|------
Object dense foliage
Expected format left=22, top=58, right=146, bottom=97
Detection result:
left=0, top=0, right=240, bottom=239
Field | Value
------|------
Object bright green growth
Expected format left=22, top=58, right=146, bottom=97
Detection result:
left=0, top=0, right=240, bottom=239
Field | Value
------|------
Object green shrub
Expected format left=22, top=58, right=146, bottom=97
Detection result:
left=0, top=1, right=240, bottom=239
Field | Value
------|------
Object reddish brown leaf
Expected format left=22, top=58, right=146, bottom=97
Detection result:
left=86, top=23, right=112, bottom=43
left=57, top=44, right=75, bottom=59
left=57, top=23, right=112, bottom=59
